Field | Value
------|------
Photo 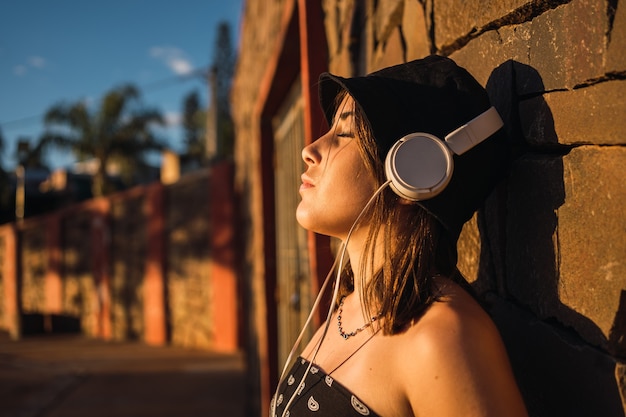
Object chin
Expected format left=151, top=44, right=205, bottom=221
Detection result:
left=295, top=212, right=324, bottom=236
left=295, top=207, right=310, bottom=230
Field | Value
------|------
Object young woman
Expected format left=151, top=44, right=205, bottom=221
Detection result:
left=272, top=55, right=528, bottom=417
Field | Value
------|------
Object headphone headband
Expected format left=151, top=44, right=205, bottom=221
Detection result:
left=445, top=106, right=503, bottom=155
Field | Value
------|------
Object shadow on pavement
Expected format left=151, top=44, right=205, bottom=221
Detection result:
left=0, top=333, right=247, bottom=417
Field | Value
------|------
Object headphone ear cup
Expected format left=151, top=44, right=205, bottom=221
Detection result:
left=384, top=133, right=454, bottom=201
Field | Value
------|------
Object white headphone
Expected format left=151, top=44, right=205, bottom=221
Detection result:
left=384, top=106, right=503, bottom=201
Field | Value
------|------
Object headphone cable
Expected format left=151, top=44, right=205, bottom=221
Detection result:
left=273, top=180, right=391, bottom=417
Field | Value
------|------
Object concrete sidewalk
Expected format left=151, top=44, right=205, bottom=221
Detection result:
left=0, top=334, right=247, bottom=417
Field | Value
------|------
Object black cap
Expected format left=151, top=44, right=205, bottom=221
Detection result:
left=318, top=55, right=506, bottom=240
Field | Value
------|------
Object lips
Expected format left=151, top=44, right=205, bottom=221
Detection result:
left=300, top=175, right=314, bottom=191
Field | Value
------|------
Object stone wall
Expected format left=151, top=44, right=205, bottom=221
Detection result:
left=232, top=0, right=626, bottom=415
left=164, top=170, right=213, bottom=349
left=62, top=209, right=98, bottom=337
left=0, top=163, right=237, bottom=353
left=231, top=1, right=290, bottom=415
left=109, top=192, right=147, bottom=341
left=20, top=222, right=47, bottom=314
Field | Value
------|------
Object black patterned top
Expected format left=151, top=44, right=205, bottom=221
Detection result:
left=271, top=357, right=381, bottom=417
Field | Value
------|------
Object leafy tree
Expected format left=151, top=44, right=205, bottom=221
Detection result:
left=42, top=84, right=164, bottom=196
left=182, top=90, right=206, bottom=163
left=16, top=137, right=49, bottom=170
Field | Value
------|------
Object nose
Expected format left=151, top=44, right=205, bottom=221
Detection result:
left=301, top=139, right=320, bottom=166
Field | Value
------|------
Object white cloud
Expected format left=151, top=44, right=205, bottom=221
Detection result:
left=149, top=46, right=194, bottom=76
left=13, top=55, right=47, bottom=76
left=14, top=65, right=27, bottom=76
left=164, top=111, right=182, bottom=127
left=169, top=58, right=193, bottom=75
left=29, top=56, right=46, bottom=68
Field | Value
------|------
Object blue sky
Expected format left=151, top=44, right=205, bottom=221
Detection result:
left=0, top=0, right=242, bottom=171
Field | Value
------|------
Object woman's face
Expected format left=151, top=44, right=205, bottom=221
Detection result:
left=296, top=95, right=377, bottom=240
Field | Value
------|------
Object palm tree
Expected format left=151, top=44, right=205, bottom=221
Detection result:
left=42, top=84, right=164, bottom=197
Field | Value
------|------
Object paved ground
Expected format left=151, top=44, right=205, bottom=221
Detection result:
left=0, top=334, right=247, bottom=417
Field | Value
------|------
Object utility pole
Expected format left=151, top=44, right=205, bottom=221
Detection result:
left=15, top=165, right=24, bottom=224
left=15, top=140, right=29, bottom=224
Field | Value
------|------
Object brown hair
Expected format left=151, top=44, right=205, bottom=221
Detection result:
left=334, top=90, right=463, bottom=334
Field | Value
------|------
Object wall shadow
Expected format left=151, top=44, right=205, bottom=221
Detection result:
left=20, top=313, right=81, bottom=335
left=476, top=60, right=625, bottom=417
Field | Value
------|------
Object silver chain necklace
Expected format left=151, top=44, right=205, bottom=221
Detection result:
left=337, top=295, right=381, bottom=340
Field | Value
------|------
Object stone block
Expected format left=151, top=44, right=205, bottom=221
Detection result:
left=488, top=295, right=625, bottom=417
left=506, top=155, right=564, bottom=320
left=371, top=26, right=405, bottom=72
left=322, top=0, right=341, bottom=57
left=452, top=0, right=610, bottom=94
left=458, top=212, right=482, bottom=283
left=557, top=146, right=626, bottom=348
left=529, top=0, right=607, bottom=90
left=374, top=0, right=404, bottom=43
left=324, top=0, right=356, bottom=76
left=323, top=0, right=351, bottom=56
left=329, top=47, right=353, bottom=76
left=434, top=0, right=526, bottom=51
left=402, top=0, right=430, bottom=61
left=520, top=80, right=626, bottom=146
left=451, top=26, right=543, bottom=94
left=517, top=91, right=555, bottom=147
left=506, top=147, right=626, bottom=351
left=607, top=0, right=626, bottom=71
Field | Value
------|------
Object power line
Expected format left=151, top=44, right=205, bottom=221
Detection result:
left=0, top=114, right=42, bottom=130
left=0, top=67, right=209, bottom=132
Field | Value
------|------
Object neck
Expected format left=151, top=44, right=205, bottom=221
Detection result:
left=341, top=224, right=386, bottom=299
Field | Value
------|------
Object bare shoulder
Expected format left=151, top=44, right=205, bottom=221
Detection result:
left=407, top=279, right=500, bottom=354
left=396, top=279, right=528, bottom=417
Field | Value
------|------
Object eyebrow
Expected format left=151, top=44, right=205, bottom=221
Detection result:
left=339, top=111, right=354, bottom=120
left=332, top=110, right=354, bottom=125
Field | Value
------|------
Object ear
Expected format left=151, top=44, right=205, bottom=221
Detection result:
left=397, top=197, right=416, bottom=206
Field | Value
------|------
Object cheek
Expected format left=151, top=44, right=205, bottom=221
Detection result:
left=350, top=165, right=378, bottom=203
left=296, top=146, right=378, bottom=234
